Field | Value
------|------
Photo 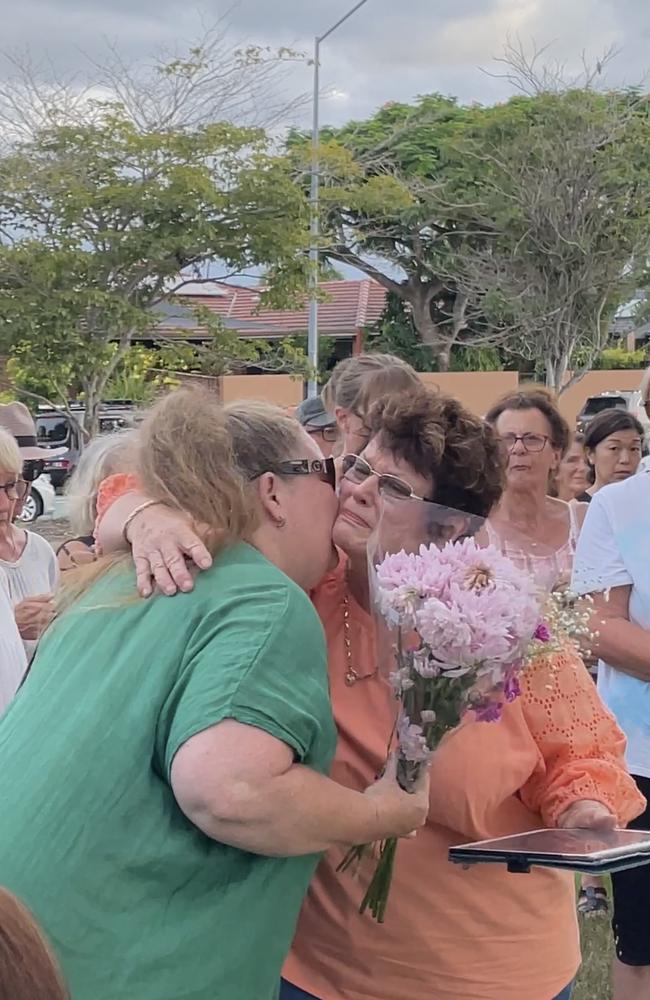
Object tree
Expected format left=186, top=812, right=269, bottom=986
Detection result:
left=0, top=111, right=309, bottom=434
left=369, top=292, right=505, bottom=372
left=436, top=84, right=650, bottom=392
left=0, top=22, right=306, bottom=146
left=369, top=293, right=434, bottom=371
left=289, top=46, right=650, bottom=381
left=289, top=94, right=483, bottom=370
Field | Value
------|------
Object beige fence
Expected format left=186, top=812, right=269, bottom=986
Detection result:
left=219, top=374, right=303, bottom=407
left=217, top=368, right=646, bottom=425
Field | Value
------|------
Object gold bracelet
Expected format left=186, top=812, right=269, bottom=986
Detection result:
left=122, top=499, right=161, bottom=546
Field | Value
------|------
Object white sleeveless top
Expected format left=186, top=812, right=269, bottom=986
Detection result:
left=486, top=502, right=581, bottom=592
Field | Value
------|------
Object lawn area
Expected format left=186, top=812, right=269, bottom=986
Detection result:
left=574, top=916, right=613, bottom=1000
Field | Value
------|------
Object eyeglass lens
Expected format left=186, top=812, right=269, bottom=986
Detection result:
left=500, top=434, right=547, bottom=453
left=0, top=480, right=28, bottom=500
left=343, top=455, right=414, bottom=499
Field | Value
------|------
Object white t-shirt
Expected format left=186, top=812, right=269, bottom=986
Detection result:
left=0, top=584, right=27, bottom=715
left=572, top=472, right=650, bottom=778
left=0, top=531, right=59, bottom=661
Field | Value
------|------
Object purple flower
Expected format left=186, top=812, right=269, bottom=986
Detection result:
left=397, top=715, right=431, bottom=763
left=472, top=700, right=503, bottom=723
left=503, top=672, right=521, bottom=703
left=534, top=622, right=551, bottom=643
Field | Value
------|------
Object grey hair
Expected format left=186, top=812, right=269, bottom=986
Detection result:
left=64, top=430, right=136, bottom=536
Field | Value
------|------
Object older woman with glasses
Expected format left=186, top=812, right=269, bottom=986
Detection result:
left=93, top=385, right=642, bottom=1000
left=484, top=388, right=586, bottom=591
left=0, top=403, right=60, bottom=658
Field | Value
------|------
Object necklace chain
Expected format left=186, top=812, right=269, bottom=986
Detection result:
left=342, top=591, right=359, bottom=686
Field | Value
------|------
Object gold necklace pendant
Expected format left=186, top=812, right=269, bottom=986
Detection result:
left=342, top=590, right=358, bottom=685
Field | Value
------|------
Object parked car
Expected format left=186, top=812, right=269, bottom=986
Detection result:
left=16, top=474, right=56, bottom=525
left=35, top=401, right=141, bottom=489
left=576, top=391, right=649, bottom=434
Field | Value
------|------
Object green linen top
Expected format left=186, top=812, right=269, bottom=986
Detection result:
left=0, top=542, right=336, bottom=1000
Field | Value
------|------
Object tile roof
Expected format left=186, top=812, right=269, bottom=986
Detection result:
left=153, top=279, right=388, bottom=340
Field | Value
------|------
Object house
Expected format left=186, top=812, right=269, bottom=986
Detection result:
left=146, top=279, right=388, bottom=354
left=611, top=293, right=650, bottom=349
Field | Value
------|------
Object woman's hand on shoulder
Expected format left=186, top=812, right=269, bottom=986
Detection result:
left=557, top=799, right=616, bottom=831
left=128, top=506, right=212, bottom=598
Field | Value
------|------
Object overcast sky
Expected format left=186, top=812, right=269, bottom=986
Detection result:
left=0, top=0, right=648, bottom=129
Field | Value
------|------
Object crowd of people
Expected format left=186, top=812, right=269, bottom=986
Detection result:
left=0, top=356, right=649, bottom=999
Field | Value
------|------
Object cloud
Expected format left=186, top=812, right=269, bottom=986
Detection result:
left=0, top=0, right=648, bottom=127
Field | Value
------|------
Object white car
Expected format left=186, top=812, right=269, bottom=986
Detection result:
left=16, top=474, right=56, bottom=525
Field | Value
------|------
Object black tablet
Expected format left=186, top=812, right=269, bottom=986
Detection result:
left=448, top=828, right=650, bottom=874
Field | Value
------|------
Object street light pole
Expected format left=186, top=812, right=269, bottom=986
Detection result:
left=306, top=0, right=369, bottom=398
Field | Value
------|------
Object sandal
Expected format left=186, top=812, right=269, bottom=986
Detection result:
left=577, top=886, right=609, bottom=918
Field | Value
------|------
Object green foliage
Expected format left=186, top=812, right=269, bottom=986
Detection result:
left=0, top=109, right=308, bottom=432
left=449, top=346, right=503, bottom=373
left=288, top=85, right=650, bottom=385
left=282, top=334, right=338, bottom=376
left=370, top=294, right=433, bottom=371
left=595, top=344, right=648, bottom=369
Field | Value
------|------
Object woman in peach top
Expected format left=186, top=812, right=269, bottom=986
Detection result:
left=96, top=386, right=643, bottom=1000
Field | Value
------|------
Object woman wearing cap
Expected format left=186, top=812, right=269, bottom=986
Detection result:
left=296, top=397, right=339, bottom=458
left=0, top=403, right=61, bottom=657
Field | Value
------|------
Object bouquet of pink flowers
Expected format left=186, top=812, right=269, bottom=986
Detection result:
left=339, top=532, right=546, bottom=922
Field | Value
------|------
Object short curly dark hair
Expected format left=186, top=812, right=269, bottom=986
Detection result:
left=367, top=387, right=505, bottom=517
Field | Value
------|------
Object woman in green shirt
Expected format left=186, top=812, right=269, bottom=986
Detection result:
left=0, top=390, right=428, bottom=1000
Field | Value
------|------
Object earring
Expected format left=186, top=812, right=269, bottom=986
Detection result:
left=274, top=515, right=287, bottom=529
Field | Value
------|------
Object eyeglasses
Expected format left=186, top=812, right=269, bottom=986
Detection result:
left=306, top=426, right=339, bottom=443
left=499, top=433, right=549, bottom=454
left=0, top=479, right=29, bottom=501
left=342, top=454, right=432, bottom=502
left=255, top=458, right=336, bottom=490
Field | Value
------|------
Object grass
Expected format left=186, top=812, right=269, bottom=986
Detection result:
left=574, top=915, right=614, bottom=1000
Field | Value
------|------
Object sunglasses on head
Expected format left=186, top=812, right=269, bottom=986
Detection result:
left=342, top=454, right=432, bottom=502
left=254, top=458, right=336, bottom=490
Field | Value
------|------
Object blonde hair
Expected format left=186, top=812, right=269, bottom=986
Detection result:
left=137, top=389, right=251, bottom=546
left=65, top=430, right=136, bottom=536
left=0, top=428, right=22, bottom=477
left=321, top=353, right=419, bottom=416
left=58, top=392, right=308, bottom=609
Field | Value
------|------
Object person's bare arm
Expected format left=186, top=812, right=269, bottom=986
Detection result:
left=171, top=720, right=429, bottom=857
left=97, top=491, right=211, bottom=597
left=590, top=586, right=650, bottom=682
left=14, top=595, right=55, bottom=640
